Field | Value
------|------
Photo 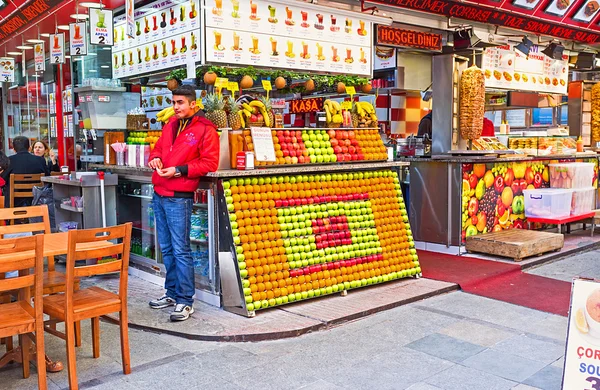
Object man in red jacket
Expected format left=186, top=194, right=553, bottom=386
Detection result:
left=148, top=85, right=220, bottom=321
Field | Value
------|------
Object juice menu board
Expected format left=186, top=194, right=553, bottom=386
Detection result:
left=204, top=0, right=372, bottom=76
left=482, top=44, right=568, bottom=94
left=112, top=0, right=201, bottom=78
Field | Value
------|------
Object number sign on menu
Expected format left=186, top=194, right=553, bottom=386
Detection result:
left=69, top=23, right=88, bottom=56
left=204, top=0, right=372, bottom=76
left=0, top=57, right=15, bottom=82
left=49, top=33, right=65, bottom=64
left=90, top=9, right=114, bottom=46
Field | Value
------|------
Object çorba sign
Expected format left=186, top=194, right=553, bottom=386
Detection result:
left=376, top=25, right=442, bottom=51
left=370, top=0, right=600, bottom=44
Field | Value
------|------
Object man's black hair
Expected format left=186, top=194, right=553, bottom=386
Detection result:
left=13, top=136, right=30, bottom=153
left=0, top=151, right=9, bottom=172
left=172, top=85, right=197, bottom=103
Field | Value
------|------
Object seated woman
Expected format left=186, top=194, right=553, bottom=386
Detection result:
left=32, top=139, right=60, bottom=172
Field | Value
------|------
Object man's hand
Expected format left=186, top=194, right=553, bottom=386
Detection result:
left=148, top=158, right=163, bottom=170
left=157, top=167, right=176, bottom=178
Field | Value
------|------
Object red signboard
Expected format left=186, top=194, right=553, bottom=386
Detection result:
left=376, top=25, right=442, bottom=51
left=0, top=0, right=62, bottom=40
left=370, top=0, right=600, bottom=43
left=289, top=98, right=324, bottom=114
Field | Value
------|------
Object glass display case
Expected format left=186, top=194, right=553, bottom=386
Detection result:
left=507, top=135, right=577, bottom=156
left=116, top=177, right=216, bottom=297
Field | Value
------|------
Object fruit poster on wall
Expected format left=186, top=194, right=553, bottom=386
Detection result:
left=204, top=0, right=372, bottom=76
left=461, top=159, right=598, bottom=242
left=223, top=169, right=419, bottom=312
left=113, top=0, right=201, bottom=78
left=482, top=44, right=568, bottom=94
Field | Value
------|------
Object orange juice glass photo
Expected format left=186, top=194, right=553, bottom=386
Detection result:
left=250, top=1, right=258, bottom=17
left=317, top=44, right=323, bottom=57
left=214, top=31, right=222, bottom=46
left=252, top=36, right=259, bottom=51
left=215, top=0, right=222, bottom=10
left=286, top=7, right=292, bottom=19
left=74, top=24, right=81, bottom=39
left=346, top=48, right=351, bottom=59
left=233, top=33, right=240, bottom=50
left=53, top=35, right=59, bottom=49
left=270, top=38, right=277, bottom=53
left=287, top=41, right=293, bottom=53
left=302, top=42, right=308, bottom=57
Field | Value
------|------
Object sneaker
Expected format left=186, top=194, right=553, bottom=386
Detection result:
left=149, top=295, right=176, bottom=309
left=170, top=304, right=194, bottom=321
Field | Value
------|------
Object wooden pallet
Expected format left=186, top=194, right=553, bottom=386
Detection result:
left=465, top=229, right=564, bottom=262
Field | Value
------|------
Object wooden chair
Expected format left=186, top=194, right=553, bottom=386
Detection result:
left=0, top=205, right=82, bottom=351
left=51, top=172, right=63, bottom=176
left=0, top=235, right=47, bottom=389
left=43, top=223, right=132, bottom=390
left=9, top=173, right=44, bottom=210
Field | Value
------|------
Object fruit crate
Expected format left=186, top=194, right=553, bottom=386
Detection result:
left=523, top=188, right=572, bottom=218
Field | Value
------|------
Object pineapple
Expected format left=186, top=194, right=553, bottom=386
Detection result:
left=204, top=93, right=228, bottom=129
left=259, top=96, right=275, bottom=128
left=224, top=96, right=242, bottom=130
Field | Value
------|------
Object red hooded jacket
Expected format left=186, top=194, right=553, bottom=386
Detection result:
left=149, top=111, right=220, bottom=197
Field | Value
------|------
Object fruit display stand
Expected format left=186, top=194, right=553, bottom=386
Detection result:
left=216, top=161, right=419, bottom=317
left=402, top=155, right=600, bottom=253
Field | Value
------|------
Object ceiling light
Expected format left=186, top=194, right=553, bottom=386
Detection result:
left=102, top=47, right=112, bottom=50
left=89, top=69, right=97, bottom=72
left=16, top=45, right=33, bottom=50
left=101, top=65, right=110, bottom=68
left=26, top=39, right=45, bottom=43
left=7, top=51, right=22, bottom=56
left=542, top=42, right=564, bottom=60
left=514, top=37, right=533, bottom=57
left=40, top=33, right=50, bottom=37
left=80, top=2, right=105, bottom=8
left=57, top=25, right=69, bottom=31
left=70, top=13, right=89, bottom=20
left=65, top=55, right=71, bottom=59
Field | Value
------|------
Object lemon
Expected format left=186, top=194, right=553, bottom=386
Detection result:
left=462, top=179, right=470, bottom=195
left=575, top=308, right=589, bottom=334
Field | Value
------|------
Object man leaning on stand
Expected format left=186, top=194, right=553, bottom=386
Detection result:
left=148, top=85, right=220, bottom=321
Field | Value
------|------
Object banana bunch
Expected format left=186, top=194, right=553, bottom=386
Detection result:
left=352, top=101, right=378, bottom=128
left=324, top=99, right=343, bottom=125
left=156, top=99, right=205, bottom=123
left=239, top=99, right=271, bottom=127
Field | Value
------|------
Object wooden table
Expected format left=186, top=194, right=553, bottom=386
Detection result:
left=0, top=232, right=114, bottom=373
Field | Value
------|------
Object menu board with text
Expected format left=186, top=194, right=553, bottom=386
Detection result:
left=482, top=44, right=568, bottom=94
left=204, top=0, right=372, bottom=76
left=113, top=0, right=201, bottom=78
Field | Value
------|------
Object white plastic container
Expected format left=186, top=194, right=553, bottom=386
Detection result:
left=571, top=187, right=595, bottom=216
left=524, top=188, right=572, bottom=218
left=549, top=162, right=595, bottom=189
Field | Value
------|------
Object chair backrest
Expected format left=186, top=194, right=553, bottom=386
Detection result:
left=0, top=205, right=51, bottom=237
left=65, top=223, right=132, bottom=307
left=0, top=235, right=44, bottom=303
left=50, top=172, right=63, bottom=176
left=10, top=174, right=44, bottom=208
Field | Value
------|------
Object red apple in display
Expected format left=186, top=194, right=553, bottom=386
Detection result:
left=503, top=168, right=514, bottom=187
left=469, top=174, right=478, bottom=189
left=524, top=167, right=534, bottom=185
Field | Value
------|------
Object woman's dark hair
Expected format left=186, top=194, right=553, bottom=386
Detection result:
left=172, top=85, right=196, bottom=103
left=0, top=152, right=10, bottom=172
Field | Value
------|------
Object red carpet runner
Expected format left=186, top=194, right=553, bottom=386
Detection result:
left=418, top=250, right=572, bottom=316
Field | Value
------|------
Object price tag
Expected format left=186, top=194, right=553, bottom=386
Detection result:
left=341, top=101, right=352, bottom=110
left=215, top=77, right=228, bottom=88
left=345, top=86, right=356, bottom=97
left=228, top=82, right=239, bottom=98
left=262, top=80, right=272, bottom=99
left=250, top=127, right=276, bottom=162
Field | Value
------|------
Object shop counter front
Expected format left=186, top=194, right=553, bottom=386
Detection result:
left=397, top=154, right=600, bottom=254
left=90, top=161, right=410, bottom=315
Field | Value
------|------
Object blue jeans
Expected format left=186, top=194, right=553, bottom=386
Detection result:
left=152, top=193, right=195, bottom=306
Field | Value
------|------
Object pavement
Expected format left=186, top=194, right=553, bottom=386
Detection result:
left=4, top=246, right=599, bottom=389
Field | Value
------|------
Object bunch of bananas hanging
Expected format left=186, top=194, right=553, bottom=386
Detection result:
left=324, top=99, right=343, bottom=125
left=239, top=97, right=272, bottom=127
left=156, top=99, right=205, bottom=123
left=351, top=101, right=378, bottom=128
